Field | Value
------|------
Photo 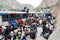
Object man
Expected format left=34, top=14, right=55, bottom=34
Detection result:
left=39, top=19, right=42, bottom=27
left=42, top=21, right=47, bottom=35
left=2, top=26, right=7, bottom=40
left=32, top=21, right=37, bottom=34
left=29, top=29, right=36, bottom=40
left=10, top=31, right=14, bottom=40
left=21, top=7, right=27, bottom=12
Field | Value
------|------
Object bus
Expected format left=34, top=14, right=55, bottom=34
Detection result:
left=0, top=11, right=43, bottom=27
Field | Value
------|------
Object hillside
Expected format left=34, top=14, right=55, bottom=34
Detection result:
left=34, top=0, right=60, bottom=40
left=48, top=2, right=60, bottom=40
left=37, top=0, right=58, bottom=8
left=0, top=0, right=34, bottom=11
left=34, top=0, right=58, bottom=12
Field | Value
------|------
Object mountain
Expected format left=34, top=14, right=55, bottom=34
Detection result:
left=0, top=0, right=21, bottom=10
left=0, top=0, right=34, bottom=11
left=48, top=2, right=60, bottom=40
left=37, top=0, right=58, bottom=8
left=34, top=0, right=58, bottom=12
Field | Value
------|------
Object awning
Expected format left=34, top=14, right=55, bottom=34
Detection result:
left=8, top=20, right=18, bottom=28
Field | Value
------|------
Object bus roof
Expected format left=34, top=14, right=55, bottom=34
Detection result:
left=0, top=11, right=43, bottom=15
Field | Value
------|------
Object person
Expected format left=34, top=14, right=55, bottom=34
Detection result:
left=29, top=29, right=36, bottom=40
left=10, top=31, right=14, bottom=40
left=17, top=30, right=22, bottom=40
left=21, top=32, right=26, bottom=40
left=32, top=21, right=37, bottom=34
left=0, top=34, right=5, bottom=40
left=20, top=24, right=25, bottom=31
left=0, top=26, right=2, bottom=35
left=21, top=7, right=27, bottom=12
left=51, top=17, right=56, bottom=28
left=6, top=26, right=10, bottom=37
left=42, top=21, right=47, bottom=35
left=25, top=29, right=29, bottom=36
left=10, top=24, right=14, bottom=31
left=27, top=19, right=31, bottom=25
left=35, top=18, right=39, bottom=24
left=14, top=27, right=22, bottom=36
left=46, top=23, right=50, bottom=33
left=13, top=34, right=16, bottom=40
left=39, top=19, right=42, bottom=27
left=6, top=35, right=11, bottom=40
left=49, top=25, right=54, bottom=35
left=2, top=26, right=7, bottom=40
left=26, top=8, right=29, bottom=13
left=25, top=24, right=30, bottom=32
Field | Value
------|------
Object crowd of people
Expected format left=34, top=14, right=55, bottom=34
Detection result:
left=0, top=14, right=56, bottom=40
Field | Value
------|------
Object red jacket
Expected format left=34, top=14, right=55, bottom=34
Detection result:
left=35, top=20, right=39, bottom=23
left=25, top=30, right=29, bottom=34
left=21, top=24, right=25, bottom=28
left=0, top=28, right=2, bottom=34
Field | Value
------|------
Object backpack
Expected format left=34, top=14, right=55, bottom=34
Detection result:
left=30, top=32, right=36, bottom=39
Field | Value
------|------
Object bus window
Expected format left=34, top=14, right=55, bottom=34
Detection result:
left=2, top=14, right=8, bottom=21
left=8, top=14, right=16, bottom=20
left=22, top=14, right=27, bottom=18
left=28, top=14, right=32, bottom=17
left=16, top=14, right=21, bottom=19
left=33, top=14, right=36, bottom=17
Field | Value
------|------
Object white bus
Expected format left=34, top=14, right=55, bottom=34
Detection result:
left=0, top=11, right=43, bottom=26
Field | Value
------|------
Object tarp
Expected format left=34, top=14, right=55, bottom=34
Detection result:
left=8, top=20, right=18, bottom=28
left=17, top=19, right=24, bottom=24
left=0, top=11, right=17, bottom=15
left=0, top=11, right=9, bottom=15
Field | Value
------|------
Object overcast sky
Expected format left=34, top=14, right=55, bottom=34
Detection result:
left=16, top=0, right=43, bottom=8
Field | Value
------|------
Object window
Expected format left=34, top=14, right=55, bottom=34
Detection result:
left=28, top=14, right=34, bottom=17
left=2, top=13, right=28, bottom=21
left=8, top=14, right=17, bottom=20
left=2, top=14, right=8, bottom=21
left=16, top=14, right=21, bottom=19
left=22, top=14, right=27, bottom=18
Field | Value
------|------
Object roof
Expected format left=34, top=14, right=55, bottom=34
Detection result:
left=0, top=11, right=44, bottom=15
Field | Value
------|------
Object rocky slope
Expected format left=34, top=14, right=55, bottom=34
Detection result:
left=37, top=0, right=58, bottom=8
left=34, top=0, right=58, bottom=12
left=0, top=0, right=34, bottom=11
left=48, top=2, right=60, bottom=40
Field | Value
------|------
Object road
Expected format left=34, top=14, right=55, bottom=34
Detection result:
left=16, top=27, right=46, bottom=40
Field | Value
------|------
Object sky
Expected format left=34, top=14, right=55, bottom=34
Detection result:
left=16, top=0, right=43, bottom=8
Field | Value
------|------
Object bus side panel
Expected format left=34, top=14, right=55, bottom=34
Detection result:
left=0, top=15, right=2, bottom=26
